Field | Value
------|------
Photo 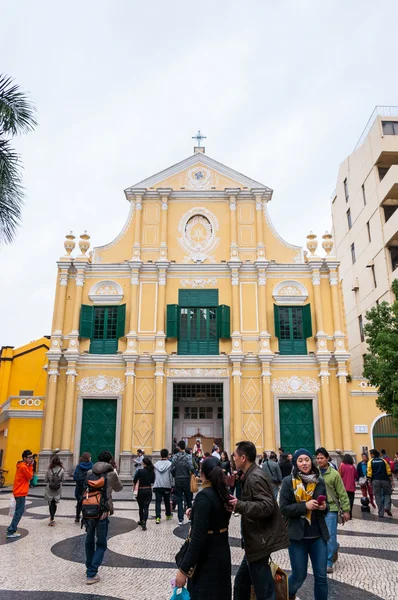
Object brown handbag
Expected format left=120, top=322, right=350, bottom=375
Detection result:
left=190, top=473, right=199, bottom=493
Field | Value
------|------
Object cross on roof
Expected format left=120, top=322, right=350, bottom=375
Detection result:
left=192, top=130, right=207, bottom=147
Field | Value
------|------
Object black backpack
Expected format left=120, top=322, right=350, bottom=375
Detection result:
left=48, top=468, right=62, bottom=491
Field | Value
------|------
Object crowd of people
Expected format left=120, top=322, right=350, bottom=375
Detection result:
left=5, top=443, right=397, bottom=599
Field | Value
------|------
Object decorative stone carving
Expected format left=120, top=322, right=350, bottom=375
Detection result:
left=63, top=232, right=75, bottom=257
left=306, top=231, right=318, bottom=256
left=167, top=368, right=228, bottom=377
left=180, top=278, right=217, bottom=288
left=89, top=280, right=124, bottom=304
left=19, top=398, right=41, bottom=407
left=322, top=231, right=333, bottom=255
left=178, top=207, right=219, bottom=263
left=185, top=166, right=213, bottom=190
left=79, top=231, right=90, bottom=256
left=77, top=375, right=125, bottom=394
left=272, top=376, right=320, bottom=394
left=273, top=281, right=308, bottom=305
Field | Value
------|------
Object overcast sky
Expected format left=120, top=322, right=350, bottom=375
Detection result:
left=2, top=1, right=398, bottom=347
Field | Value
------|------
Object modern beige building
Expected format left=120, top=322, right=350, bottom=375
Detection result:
left=332, top=107, right=398, bottom=377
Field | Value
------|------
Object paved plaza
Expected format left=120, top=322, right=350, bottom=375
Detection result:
left=0, top=488, right=397, bottom=600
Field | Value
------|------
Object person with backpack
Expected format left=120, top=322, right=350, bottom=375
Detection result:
left=83, top=451, right=123, bottom=585
left=6, top=449, right=34, bottom=539
left=261, top=451, right=283, bottom=499
left=73, top=452, right=93, bottom=523
left=44, top=455, right=65, bottom=526
left=367, top=448, right=394, bottom=517
left=171, top=440, right=195, bottom=525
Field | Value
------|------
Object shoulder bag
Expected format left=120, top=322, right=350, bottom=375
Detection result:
left=325, top=481, right=345, bottom=525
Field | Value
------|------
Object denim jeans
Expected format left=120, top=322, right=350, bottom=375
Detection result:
left=373, top=480, right=392, bottom=516
left=7, top=496, right=26, bottom=534
left=288, top=537, right=328, bottom=600
left=85, top=517, right=109, bottom=578
left=175, top=479, right=192, bottom=522
left=234, top=554, right=275, bottom=600
left=154, top=487, right=171, bottom=519
left=324, top=510, right=338, bottom=568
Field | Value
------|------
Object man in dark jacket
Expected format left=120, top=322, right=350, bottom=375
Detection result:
left=171, top=440, right=195, bottom=525
left=84, top=451, right=123, bottom=585
left=229, top=441, right=289, bottom=600
left=367, top=448, right=394, bottom=517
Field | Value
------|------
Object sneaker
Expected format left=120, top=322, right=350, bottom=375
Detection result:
left=332, top=544, right=339, bottom=563
left=385, top=509, right=393, bottom=517
left=142, top=523, right=147, bottom=531
left=327, top=566, right=333, bottom=574
left=234, top=512, right=240, bottom=517
left=166, top=515, right=173, bottom=520
left=155, top=518, right=161, bottom=524
left=86, top=575, right=100, bottom=585
left=371, top=501, right=376, bottom=509
left=6, top=532, right=21, bottom=539
left=137, top=520, right=143, bottom=527
left=178, top=520, right=183, bottom=525
left=49, top=520, right=55, bottom=526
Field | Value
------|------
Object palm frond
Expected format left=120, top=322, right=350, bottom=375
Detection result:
left=0, top=74, right=37, bottom=136
left=0, top=139, right=24, bottom=244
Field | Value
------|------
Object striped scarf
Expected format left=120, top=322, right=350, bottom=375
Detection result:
left=292, top=474, right=317, bottom=524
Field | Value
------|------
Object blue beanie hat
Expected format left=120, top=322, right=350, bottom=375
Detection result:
left=292, top=448, right=313, bottom=466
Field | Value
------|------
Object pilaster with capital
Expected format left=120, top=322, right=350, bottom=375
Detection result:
left=41, top=356, right=61, bottom=452
left=154, top=260, right=169, bottom=355
left=131, top=191, right=145, bottom=261
left=260, top=359, right=275, bottom=451
left=119, top=358, right=137, bottom=477
left=231, top=359, right=243, bottom=444
left=255, top=260, right=272, bottom=355
left=125, top=263, right=142, bottom=354
left=307, top=257, right=328, bottom=353
left=318, top=358, right=335, bottom=450
left=336, top=360, right=353, bottom=451
left=228, top=260, right=243, bottom=354
left=327, top=262, right=348, bottom=353
left=59, top=359, right=77, bottom=473
left=227, top=189, right=240, bottom=261
left=253, top=191, right=266, bottom=260
left=158, top=188, right=171, bottom=260
left=153, top=358, right=167, bottom=453
left=53, top=264, right=70, bottom=337
left=67, top=267, right=87, bottom=352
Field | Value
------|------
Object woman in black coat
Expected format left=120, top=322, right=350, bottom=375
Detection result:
left=279, top=448, right=329, bottom=600
left=174, top=457, right=232, bottom=600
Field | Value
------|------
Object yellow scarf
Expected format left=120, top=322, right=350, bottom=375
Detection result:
left=292, top=475, right=317, bottom=524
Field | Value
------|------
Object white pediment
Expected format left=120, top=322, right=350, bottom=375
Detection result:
left=124, top=153, right=273, bottom=198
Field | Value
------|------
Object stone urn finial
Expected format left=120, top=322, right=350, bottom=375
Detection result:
left=79, top=231, right=90, bottom=256
left=306, top=231, right=318, bottom=256
left=322, top=231, right=333, bottom=255
left=64, top=231, right=75, bottom=257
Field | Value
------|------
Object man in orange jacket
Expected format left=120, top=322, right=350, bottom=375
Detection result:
left=6, top=449, right=34, bottom=539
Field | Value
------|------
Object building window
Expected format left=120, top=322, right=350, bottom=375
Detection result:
left=274, top=305, right=312, bottom=355
left=173, top=406, right=180, bottom=419
left=351, top=243, right=356, bottom=264
left=343, top=178, right=349, bottom=202
left=217, top=406, right=223, bottom=419
left=79, top=304, right=126, bottom=354
left=362, top=183, right=366, bottom=206
left=347, top=209, right=352, bottom=230
left=358, top=315, right=365, bottom=343
left=378, top=166, right=389, bottom=181
left=384, top=205, right=398, bottom=222
left=366, top=221, right=371, bottom=242
left=199, top=407, right=213, bottom=419
left=388, top=246, right=398, bottom=272
left=382, top=121, right=398, bottom=135
left=184, top=406, right=198, bottom=420
left=371, top=265, right=377, bottom=288
left=166, top=291, right=230, bottom=355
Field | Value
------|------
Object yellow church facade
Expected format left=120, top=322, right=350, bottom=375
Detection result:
left=37, top=147, right=383, bottom=478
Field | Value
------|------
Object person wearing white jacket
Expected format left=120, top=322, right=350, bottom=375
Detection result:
left=153, top=448, right=174, bottom=524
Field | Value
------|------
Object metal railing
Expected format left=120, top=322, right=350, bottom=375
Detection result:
left=354, top=105, right=398, bottom=151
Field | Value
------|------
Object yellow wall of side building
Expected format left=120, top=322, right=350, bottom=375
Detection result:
left=0, top=338, right=48, bottom=485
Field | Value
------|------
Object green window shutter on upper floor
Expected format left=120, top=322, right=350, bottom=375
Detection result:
left=274, top=305, right=281, bottom=339
left=302, top=304, right=312, bottom=339
left=80, top=305, right=94, bottom=338
left=116, top=304, right=126, bottom=339
left=166, top=304, right=179, bottom=338
left=178, top=289, right=219, bottom=307
left=217, top=305, right=231, bottom=338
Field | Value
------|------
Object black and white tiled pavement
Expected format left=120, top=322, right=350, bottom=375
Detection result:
left=0, top=491, right=397, bottom=600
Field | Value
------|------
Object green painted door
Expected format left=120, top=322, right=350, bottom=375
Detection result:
left=279, top=400, right=315, bottom=456
left=80, top=399, right=117, bottom=462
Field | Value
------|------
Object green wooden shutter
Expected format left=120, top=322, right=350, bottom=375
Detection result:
left=80, top=305, right=94, bottom=338
left=274, top=305, right=281, bottom=339
left=302, top=304, right=313, bottom=338
left=217, top=305, right=231, bottom=338
left=116, top=304, right=126, bottom=338
left=178, top=289, right=218, bottom=307
left=166, top=304, right=179, bottom=338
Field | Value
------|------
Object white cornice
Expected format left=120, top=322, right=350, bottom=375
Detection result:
left=77, top=354, right=126, bottom=366
left=272, top=355, right=318, bottom=365
left=166, top=355, right=230, bottom=366
left=124, top=153, right=273, bottom=199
